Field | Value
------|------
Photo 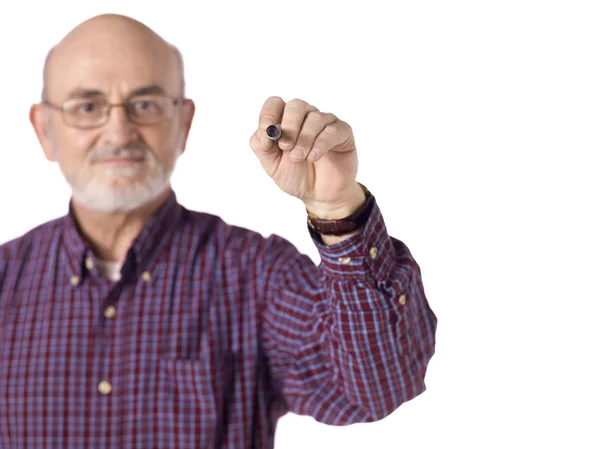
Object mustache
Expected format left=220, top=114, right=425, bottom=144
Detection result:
left=88, top=145, right=149, bottom=162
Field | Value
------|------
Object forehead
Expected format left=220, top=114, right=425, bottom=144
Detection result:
left=48, top=39, right=179, bottom=100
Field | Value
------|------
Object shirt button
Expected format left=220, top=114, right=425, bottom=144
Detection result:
left=142, top=271, right=152, bottom=282
left=399, top=294, right=407, bottom=305
left=70, top=275, right=80, bottom=286
left=98, top=381, right=112, bottom=395
left=338, top=256, right=352, bottom=264
left=369, top=247, right=378, bottom=259
left=104, top=305, right=117, bottom=319
left=85, top=257, right=94, bottom=270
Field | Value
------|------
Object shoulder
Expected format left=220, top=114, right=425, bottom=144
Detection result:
left=178, top=207, right=303, bottom=269
left=0, top=217, right=65, bottom=272
left=0, top=217, right=65, bottom=309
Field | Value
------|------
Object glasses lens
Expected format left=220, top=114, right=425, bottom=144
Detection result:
left=58, top=95, right=177, bottom=128
left=62, top=97, right=108, bottom=128
left=127, top=95, right=173, bottom=125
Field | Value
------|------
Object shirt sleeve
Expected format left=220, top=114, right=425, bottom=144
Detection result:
left=261, top=195, right=438, bottom=425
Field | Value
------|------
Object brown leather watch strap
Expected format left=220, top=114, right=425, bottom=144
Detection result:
left=306, top=183, right=374, bottom=236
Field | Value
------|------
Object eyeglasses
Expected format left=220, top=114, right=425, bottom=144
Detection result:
left=42, top=94, right=185, bottom=129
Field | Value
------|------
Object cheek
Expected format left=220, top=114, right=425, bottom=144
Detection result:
left=53, top=129, right=97, bottom=167
left=141, top=128, right=180, bottom=165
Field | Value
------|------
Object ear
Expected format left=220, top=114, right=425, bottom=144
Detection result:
left=177, top=99, right=195, bottom=155
left=30, top=104, right=57, bottom=162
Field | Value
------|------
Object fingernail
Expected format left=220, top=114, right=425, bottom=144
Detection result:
left=289, top=149, right=303, bottom=159
left=279, top=138, right=292, bottom=149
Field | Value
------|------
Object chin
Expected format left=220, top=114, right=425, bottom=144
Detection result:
left=70, top=176, right=172, bottom=214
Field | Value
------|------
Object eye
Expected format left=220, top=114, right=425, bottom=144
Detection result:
left=79, top=102, right=98, bottom=113
left=67, top=99, right=105, bottom=116
left=133, top=100, right=157, bottom=111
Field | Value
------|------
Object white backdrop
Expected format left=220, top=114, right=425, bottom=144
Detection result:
left=1, top=1, right=599, bottom=448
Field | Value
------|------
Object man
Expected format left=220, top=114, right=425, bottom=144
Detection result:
left=0, top=13, right=437, bottom=449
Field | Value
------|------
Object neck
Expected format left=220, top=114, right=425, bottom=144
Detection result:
left=70, top=187, right=172, bottom=263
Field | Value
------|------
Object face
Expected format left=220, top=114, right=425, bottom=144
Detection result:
left=32, top=32, right=194, bottom=213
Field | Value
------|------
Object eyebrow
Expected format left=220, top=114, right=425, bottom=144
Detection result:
left=65, top=88, right=105, bottom=99
left=64, top=85, right=167, bottom=100
left=130, top=85, right=166, bottom=96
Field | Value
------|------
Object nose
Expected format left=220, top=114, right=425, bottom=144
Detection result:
left=100, top=104, right=139, bottom=148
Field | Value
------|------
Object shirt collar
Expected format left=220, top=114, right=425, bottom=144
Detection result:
left=61, top=189, right=183, bottom=281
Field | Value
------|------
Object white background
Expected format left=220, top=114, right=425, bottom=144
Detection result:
left=1, top=1, right=599, bottom=448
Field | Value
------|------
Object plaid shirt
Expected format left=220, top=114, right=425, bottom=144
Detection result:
left=0, top=190, right=437, bottom=448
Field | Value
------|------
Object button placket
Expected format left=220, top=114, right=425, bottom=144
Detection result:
left=369, top=246, right=378, bottom=259
left=104, top=305, right=117, bottom=319
left=98, top=380, right=112, bottom=395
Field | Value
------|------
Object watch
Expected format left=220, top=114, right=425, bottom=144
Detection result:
left=306, top=183, right=374, bottom=236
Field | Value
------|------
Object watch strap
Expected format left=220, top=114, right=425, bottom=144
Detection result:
left=306, top=183, right=374, bottom=236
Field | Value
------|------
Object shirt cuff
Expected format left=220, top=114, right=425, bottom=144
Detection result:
left=308, top=196, right=395, bottom=284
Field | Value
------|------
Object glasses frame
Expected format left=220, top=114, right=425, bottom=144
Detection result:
left=42, top=94, right=186, bottom=129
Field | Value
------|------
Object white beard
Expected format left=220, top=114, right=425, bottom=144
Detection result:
left=59, top=146, right=182, bottom=214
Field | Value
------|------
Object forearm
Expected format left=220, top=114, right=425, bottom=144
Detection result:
left=263, top=198, right=438, bottom=423
left=324, top=249, right=437, bottom=419
left=313, top=206, right=437, bottom=419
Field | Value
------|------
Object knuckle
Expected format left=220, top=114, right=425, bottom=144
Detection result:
left=324, top=121, right=338, bottom=134
left=288, top=98, right=308, bottom=108
left=262, top=114, right=278, bottom=124
left=307, top=111, right=323, bottom=121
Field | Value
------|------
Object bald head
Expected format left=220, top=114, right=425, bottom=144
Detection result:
left=41, top=14, right=185, bottom=101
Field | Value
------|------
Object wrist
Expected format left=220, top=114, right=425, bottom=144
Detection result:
left=305, top=182, right=374, bottom=239
left=304, top=182, right=366, bottom=219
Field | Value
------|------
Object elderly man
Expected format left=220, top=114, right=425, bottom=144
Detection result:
left=0, top=13, right=437, bottom=449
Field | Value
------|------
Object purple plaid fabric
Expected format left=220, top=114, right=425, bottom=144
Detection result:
left=0, top=190, right=437, bottom=448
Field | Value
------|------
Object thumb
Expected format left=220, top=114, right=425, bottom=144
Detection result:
left=249, top=126, right=281, bottom=177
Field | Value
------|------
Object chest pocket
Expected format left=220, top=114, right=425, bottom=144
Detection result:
left=154, top=350, right=238, bottom=448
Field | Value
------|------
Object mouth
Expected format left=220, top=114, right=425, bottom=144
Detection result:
left=95, top=156, right=145, bottom=166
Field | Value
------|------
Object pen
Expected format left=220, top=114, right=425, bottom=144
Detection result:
left=266, top=124, right=281, bottom=141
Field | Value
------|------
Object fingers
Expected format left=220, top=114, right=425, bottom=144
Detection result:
left=252, top=97, right=319, bottom=159
left=249, top=97, right=286, bottom=177
left=278, top=99, right=319, bottom=150
left=289, top=111, right=338, bottom=162
left=258, top=96, right=286, bottom=134
left=250, top=97, right=351, bottom=176
left=307, top=119, right=354, bottom=162
left=254, top=96, right=286, bottom=153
